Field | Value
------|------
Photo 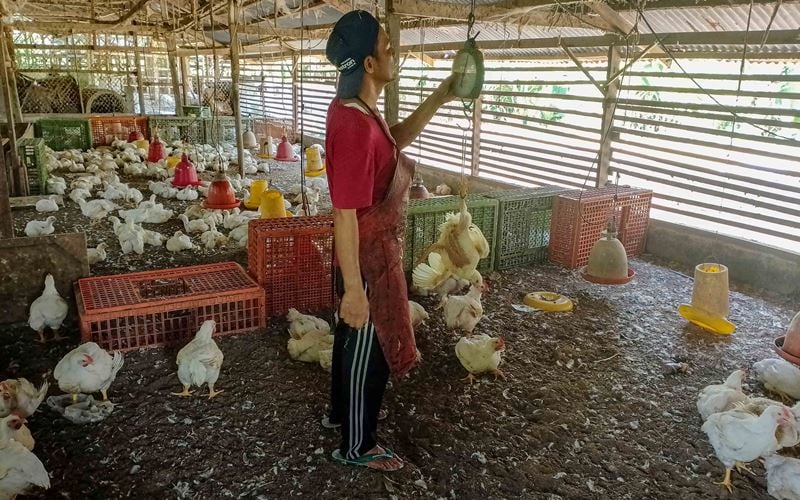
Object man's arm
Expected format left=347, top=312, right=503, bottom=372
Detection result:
left=389, top=76, right=454, bottom=150
left=333, top=207, right=369, bottom=329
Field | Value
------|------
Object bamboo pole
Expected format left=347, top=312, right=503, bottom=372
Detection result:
left=229, top=0, right=244, bottom=175
left=0, top=26, right=22, bottom=204
left=291, top=53, right=299, bottom=137
left=470, top=96, right=481, bottom=177
left=166, top=35, right=184, bottom=116
left=132, top=33, right=147, bottom=115
left=597, top=45, right=620, bottom=187
left=180, top=56, right=190, bottom=107
left=3, top=30, right=22, bottom=123
left=384, top=0, right=401, bottom=126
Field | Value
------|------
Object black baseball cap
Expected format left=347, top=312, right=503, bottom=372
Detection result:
left=325, top=10, right=380, bottom=99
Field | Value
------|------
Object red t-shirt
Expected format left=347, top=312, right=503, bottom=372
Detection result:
left=325, top=99, right=396, bottom=213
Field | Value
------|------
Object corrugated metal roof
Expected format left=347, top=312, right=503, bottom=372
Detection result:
left=620, top=2, right=800, bottom=33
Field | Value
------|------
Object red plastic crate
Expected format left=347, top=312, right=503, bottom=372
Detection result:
left=76, top=262, right=265, bottom=351
left=248, top=215, right=335, bottom=317
left=548, top=187, right=653, bottom=268
left=89, top=116, right=149, bottom=146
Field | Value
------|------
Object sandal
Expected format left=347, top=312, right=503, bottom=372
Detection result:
left=321, top=409, right=389, bottom=429
left=331, top=448, right=404, bottom=471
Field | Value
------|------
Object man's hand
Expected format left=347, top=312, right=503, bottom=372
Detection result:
left=433, top=74, right=457, bottom=105
left=340, top=286, right=370, bottom=330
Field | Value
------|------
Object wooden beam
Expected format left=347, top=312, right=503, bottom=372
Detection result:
left=0, top=139, right=13, bottom=237
left=597, top=45, right=620, bottom=188
left=108, top=0, right=152, bottom=26
left=230, top=0, right=244, bottom=175
left=470, top=96, right=481, bottom=177
left=606, top=40, right=658, bottom=86
left=0, top=27, right=22, bottom=201
left=10, top=21, right=165, bottom=35
left=166, top=35, right=184, bottom=115
left=560, top=42, right=604, bottom=94
left=3, top=31, right=22, bottom=124
left=133, top=33, right=147, bottom=115
left=180, top=55, right=190, bottom=105
left=320, top=0, right=352, bottom=13
left=291, top=53, right=299, bottom=134
left=385, top=0, right=401, bottom=125
left=586, top=0, right=635, bottom=35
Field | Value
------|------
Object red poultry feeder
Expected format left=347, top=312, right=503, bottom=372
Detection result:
left=148, top=134, right=167, bottom=162
left=204, top=171, right=241, bottom=210
left=775, top=311, right=800, bottom=366
left=172, top=153, right=202, bottom=187
left=274, top=136, right=299, bottom=162
left=128, top=130, right=144, bottom=142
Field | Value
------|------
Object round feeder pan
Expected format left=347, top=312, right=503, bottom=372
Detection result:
left=274, top=154, right=299, bottom=162
left=523, top=291, right=573, bottom=312
left=774, top=336, right=800, bottom=366
left=581, top=267, right=635, bottom=285
left=304, top=166, right=326, bottom=177
left=678, top=304, right=736, bottom=335
left=204, top=199, right=241, bottom=210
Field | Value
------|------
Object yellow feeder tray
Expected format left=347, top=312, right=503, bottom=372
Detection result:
left=304, top=164, right=326, bottom=177
left=523, top=291, right=573, bottom=312
left=678, top=303, right=736, bottom=335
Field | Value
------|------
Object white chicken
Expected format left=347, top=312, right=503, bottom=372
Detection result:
left=173, top=320, right=224, bottom=399
left=753, top=358, right=800, bottom=401
left=222, top=209, right=249, bottom=229
left=409, top=300, right=429, bottom=329
left=766, top=454, right=800, bottom=500
left=199, top=221, right=228, bottom=249
left=24, top=217, right=56, bottom=238
left=125, top=188, right=144, bottom=205
left=455, top=334, right=506, bottom=384
left=228, top=224, right=249, bottom=243
left=46, top=176, right=67, bottom=195
left=78, top=198, right=117, bottom=219
left=176, top=187, right=199, bottom=201
left=319, top=348, right=333, bottom=372
left=287, top=329, right=334, bottom=363
left=166, top=231, right=195, bottom=252
left=732, top=398, right=800, bottom=447
left=286, top=308, right=330, bottom=339
left=441, top=283, right=485, bottom=334
left=117, top=219, right=145, bottom=255
left=702, top=405, right=793, bottom=492
left=142, top=229, right=164, bottom=247
left=117, top=206, right=150, bottom=224
left=179, top=214, right=209, bottom=233
left=412, top=198, right=491, bottom=292
left=28, top=274, right=69, bottom=343
left=68, top=188, right=91, bottom=204
left=53, top=342, right=124, bottom=403
left=696, top=369, right=748, bottom=421
left=86, top=242, right=108, bottom=265
left=138, top=194, right=160, bottom=210
left=0, top=415, right=50, bottom=498
left=34, top=195, right=59, bottom=213
left=142, top=206, right=173, bottom=224
left=0, top=378, right=48, bottom=419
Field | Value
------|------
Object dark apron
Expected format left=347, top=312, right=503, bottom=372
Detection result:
left=351, top=98, right=417, bottom=378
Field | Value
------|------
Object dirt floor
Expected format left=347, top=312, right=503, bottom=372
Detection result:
left=4, top=157, right=799, bottom=499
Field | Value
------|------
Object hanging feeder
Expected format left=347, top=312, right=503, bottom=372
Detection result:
left=245, top=178, right=269, bottom=210
left=775, top=311, right=800, bottom=366
left=148, top=133, right=167, bottom=163
left=304, top=146, right=325, bottom=177
left=259, top=189, right=290, bottom=218
left=204, top=171, right=241, bottom=210
left=259, top=136, right=274, bottom=159
left=678, top=263, right=736, bottom=334
left=243, top=122, right=258, bottom=149
left=582, top=220, right=634, bottom=285
left=172, top=153, right=202, bottom=187
left=274, top=135, right=298, bottom=162
left=409, top=170, right=430, bottom=199
left=128, top=130, right=144, bottom=142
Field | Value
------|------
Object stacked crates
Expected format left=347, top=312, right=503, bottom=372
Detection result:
left=34, top=118, right=91, bottom=151
left=16, top=138, right=47, bottom=195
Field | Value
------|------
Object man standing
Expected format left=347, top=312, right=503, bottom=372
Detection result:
left=324, top=10, right=454, bottom=471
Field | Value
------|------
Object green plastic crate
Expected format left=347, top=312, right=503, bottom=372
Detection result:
left=404, top=194, right=498, bottom=274
left=204, top=116, right=253, bottom=145
left=148, top=116, right=206, bottom=144
left=483, top=186, right=576, bottom=270
left=182, top=105, right=211, bottom=118
left=17, top=137, right=48, bottom=195
left=35, top=118, right=91, bottom=151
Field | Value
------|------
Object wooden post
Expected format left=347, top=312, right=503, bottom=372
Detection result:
left=229, top=0, right=244, bottom=175
left=0, top=25, right=22, bottom=209
left=470, top=96, right=481, bottom=177
left=180, top=56, right=190, bottom=107
left=291, top=53, right=299, bottom=138
left=597, top=45, right=621, bottom=188
left=384, top=0, right=401, bottom=126
left=132, top=33, right=147, bottom=115
left=166, top=35, right=184, bottom=116
left=2, top=29, right=22, bottom=123
left=0, top=139, right=13, bottom=237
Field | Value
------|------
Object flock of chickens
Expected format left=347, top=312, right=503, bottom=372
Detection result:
left=697, top=358, right=800, bottom=497
left=23, top=138, right=326, bottom=261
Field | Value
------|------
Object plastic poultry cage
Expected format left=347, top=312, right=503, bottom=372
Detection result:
left=483, top=186, right=576, bottom=270
left=76, top=262, right=265, bottom=351
left=16, top=137, right=47, bottom=195
left=548, top=186, right=653, bottom=269
left=89, top=116, right=149, bottom=146
left=148, top=116, right=205, bottom=144
left=34, top=118, right=92, bottom=151
left=247, top=216, right=335, bottom=318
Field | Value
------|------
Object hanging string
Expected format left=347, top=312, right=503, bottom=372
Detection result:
left=298, top=0, right=309, bottom=214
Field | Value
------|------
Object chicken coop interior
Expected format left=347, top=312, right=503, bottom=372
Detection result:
left=0, top=0, right=799, bottom=497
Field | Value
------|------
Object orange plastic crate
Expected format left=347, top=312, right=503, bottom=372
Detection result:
left=548, top=187, right=652, bottom=269
left=89, top=116, right=149, bottom=147
left=76, top=262, right=265, bottom=351
left=248, top=215, right=335, bottom=317
left=251, top=117, right=296, bottom=142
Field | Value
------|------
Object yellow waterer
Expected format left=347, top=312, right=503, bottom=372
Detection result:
left=259, top=189, right=290, bottom=218
left=304, top=146, right=325, bottom=177
left=245, top=179, right=269, bottom=210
